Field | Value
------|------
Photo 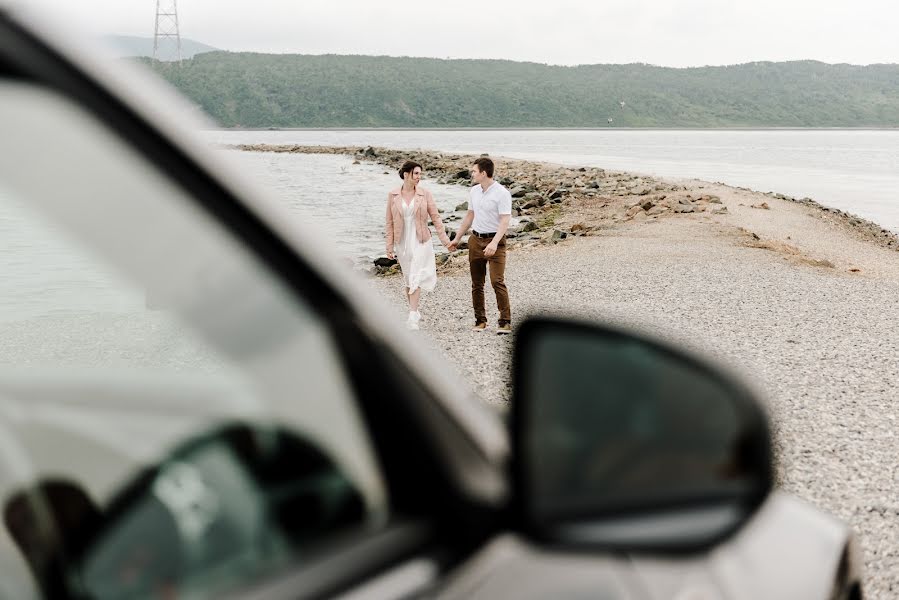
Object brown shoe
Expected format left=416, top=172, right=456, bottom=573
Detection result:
left=472, top=322, right=487, bottom=332
left=496, top=323, right=512, bottom=335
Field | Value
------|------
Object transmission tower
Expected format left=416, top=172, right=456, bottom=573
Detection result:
left=153, top=0, right=182, bottom=64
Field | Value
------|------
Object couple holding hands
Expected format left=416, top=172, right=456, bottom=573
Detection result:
left=385, top=157, right=512, bottom=334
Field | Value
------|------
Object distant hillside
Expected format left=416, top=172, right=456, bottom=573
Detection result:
left=105, top=35, right=217, bottom=60
left=142, top=53, right=899, bottom=128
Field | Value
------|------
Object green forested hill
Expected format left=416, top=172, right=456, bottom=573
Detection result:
left=142, top=53, right=899, bottom=128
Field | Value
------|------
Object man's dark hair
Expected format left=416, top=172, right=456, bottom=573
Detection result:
left=472, top=157, right=494, bottom=178
left=398, top=160, right=422, bottom=180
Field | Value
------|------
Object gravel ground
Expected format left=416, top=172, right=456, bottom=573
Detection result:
left=371, top=185, right=899, bottom=598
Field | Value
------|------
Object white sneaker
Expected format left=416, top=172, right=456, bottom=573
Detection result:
left=407, top=311, right=421, bottom=330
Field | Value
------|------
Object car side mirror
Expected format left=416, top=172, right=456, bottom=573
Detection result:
left=511, top=318, right=773, bottom=553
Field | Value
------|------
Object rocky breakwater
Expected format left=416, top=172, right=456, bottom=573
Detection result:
left=233, top=143, right=733, bottom=273
left=233, top=144, right=899, bottom=274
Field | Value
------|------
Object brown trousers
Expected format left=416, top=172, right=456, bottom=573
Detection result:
left=468, top=235, right=511, bottom=325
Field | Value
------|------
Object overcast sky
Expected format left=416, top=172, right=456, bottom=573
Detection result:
left=22, top=0, right=899, bottom=67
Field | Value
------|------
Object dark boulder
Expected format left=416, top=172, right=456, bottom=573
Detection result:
left=373, top=256, right=397, bottom=268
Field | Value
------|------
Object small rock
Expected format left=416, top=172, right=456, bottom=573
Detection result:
left=455, top=201, right=469, bottom=211
left=626, top=205, right=644, bottom=218
left=751, top=202, right=771, bottom=210
left=373, top=256, right=397, bottom=268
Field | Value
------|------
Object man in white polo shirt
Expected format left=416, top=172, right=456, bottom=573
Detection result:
left=448, top=157, right=513, bottom=334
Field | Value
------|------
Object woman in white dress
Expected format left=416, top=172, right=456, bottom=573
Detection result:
left=385, top=161, right=452, bottom=329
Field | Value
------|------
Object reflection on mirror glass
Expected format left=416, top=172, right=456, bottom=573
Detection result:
left=523, top=326, right=767, bottom=528
left=75, top=424, right=368, bottom=599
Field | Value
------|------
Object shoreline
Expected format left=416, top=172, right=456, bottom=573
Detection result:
left=216, top=127, right=899, bottom=131
left=232, top=143, right=899, bottom=265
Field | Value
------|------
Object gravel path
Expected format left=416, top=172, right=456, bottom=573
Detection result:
left=371, top=182, right=899, bottom=598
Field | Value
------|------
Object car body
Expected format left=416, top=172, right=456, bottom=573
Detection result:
left=0, top=4, right=862, bottom=599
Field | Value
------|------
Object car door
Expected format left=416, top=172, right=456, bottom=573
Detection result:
left=0, top=6, right=509, bottom=599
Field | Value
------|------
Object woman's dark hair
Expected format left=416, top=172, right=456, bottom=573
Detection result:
left=398, top=160, right=422, bottom=180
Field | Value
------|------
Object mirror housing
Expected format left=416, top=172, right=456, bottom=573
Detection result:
left=511, top=318, right=773, bottom=554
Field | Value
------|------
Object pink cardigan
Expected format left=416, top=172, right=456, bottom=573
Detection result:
left=385, top=186, right=451, bottom=252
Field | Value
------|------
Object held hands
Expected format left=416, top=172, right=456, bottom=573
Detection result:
left=447, top=241, right=457, bottom=252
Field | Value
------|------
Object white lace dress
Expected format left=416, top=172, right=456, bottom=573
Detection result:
left=395, top=199, right=437, bottom=294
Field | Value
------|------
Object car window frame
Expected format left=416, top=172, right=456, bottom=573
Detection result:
left=0, top=9, right=506, bottom=598
left=1, top=6, right=508, bottom=507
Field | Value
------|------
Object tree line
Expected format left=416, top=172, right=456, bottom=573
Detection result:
left=142, top=53, right=899, bottom=128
